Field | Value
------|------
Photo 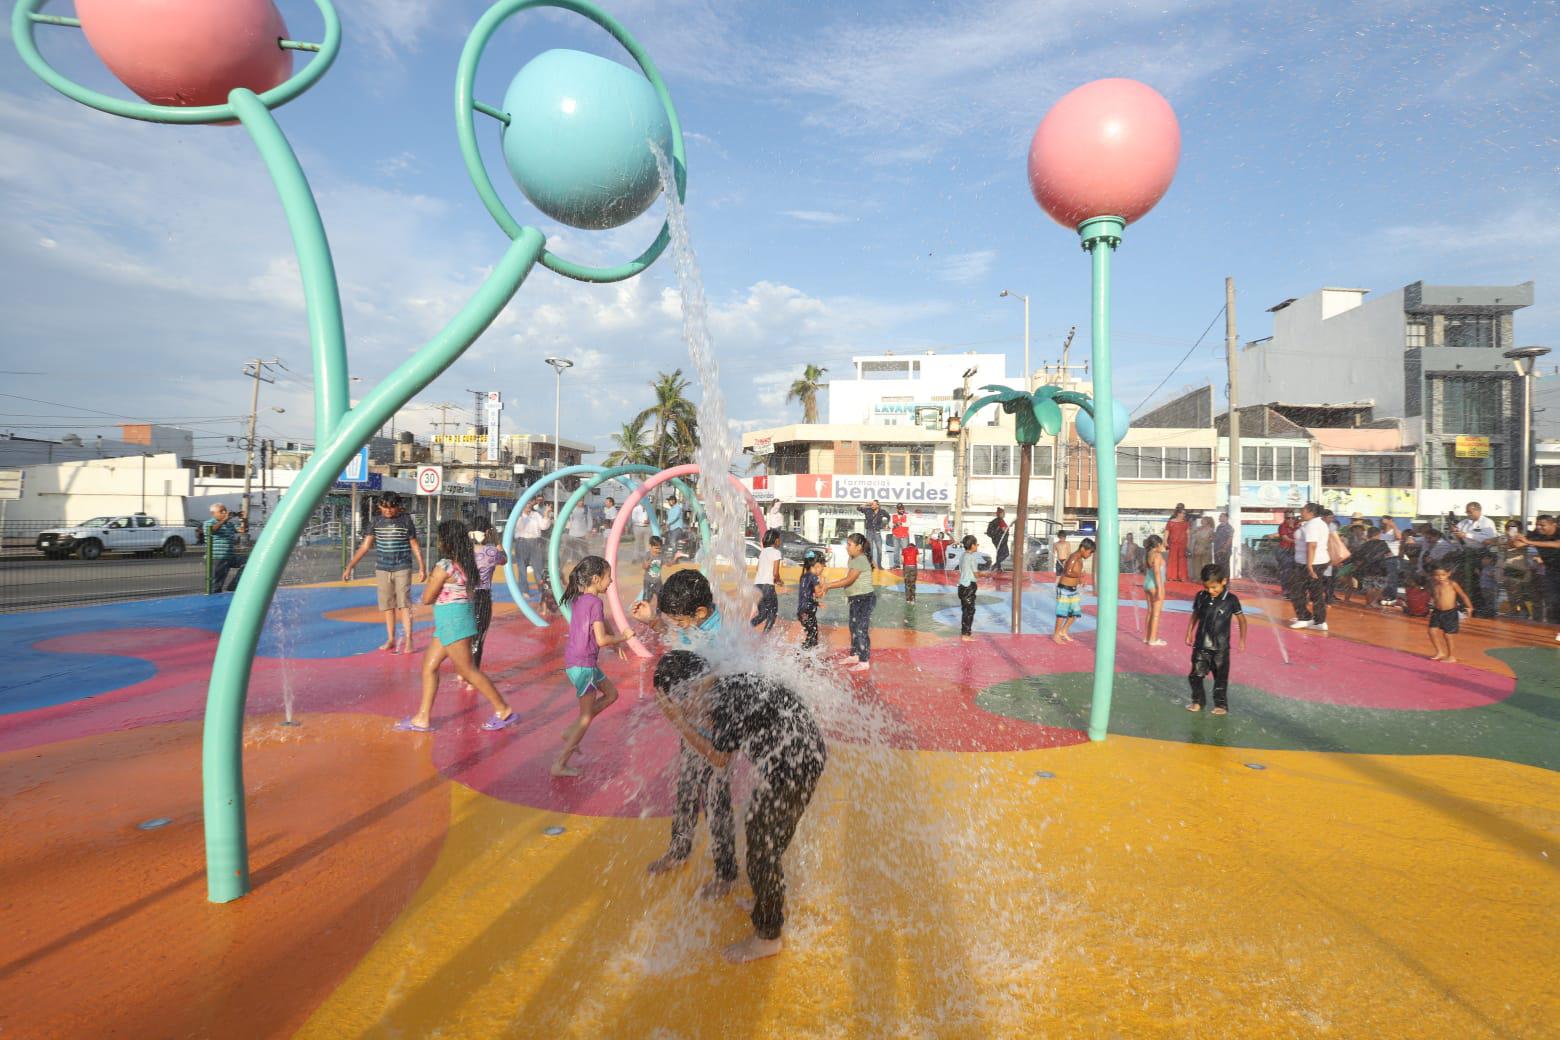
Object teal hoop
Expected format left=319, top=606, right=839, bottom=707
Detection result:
left=548, top=464, right=708, bottom=621
left=10, top=0, right=341, bottom=124
left=454, top=0, right=687, bottom=283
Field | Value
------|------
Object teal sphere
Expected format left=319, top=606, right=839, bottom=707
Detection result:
left=500, top=49, right=674, bottom=231
left=1075, top=399, right=1131, bottom=447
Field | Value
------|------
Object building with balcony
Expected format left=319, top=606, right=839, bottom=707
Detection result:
left=1239, top=280, right=1535, bottom=516
left=743, top=352, right=1059, bottom=545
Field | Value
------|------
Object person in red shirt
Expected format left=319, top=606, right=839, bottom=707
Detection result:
left=1276, top=510, right=1300, bottom=585
left=929, top=529, right=949, bottom=571
left=890, top=505, right=910, bottom=566
left=900, top=539, right=920, bottom=602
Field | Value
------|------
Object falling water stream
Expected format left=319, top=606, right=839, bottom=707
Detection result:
left=602, top=150, right=1060, bottom=1031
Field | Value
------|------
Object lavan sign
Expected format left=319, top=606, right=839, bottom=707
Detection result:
left=791, top=474, right=953, bottom=503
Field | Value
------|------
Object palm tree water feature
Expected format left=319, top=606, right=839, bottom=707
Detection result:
left=1028, top=77, right=1181, bottom=740
left=14, top=0, right=688, bottom=902
left=962, top=383, right=1122, bottom=636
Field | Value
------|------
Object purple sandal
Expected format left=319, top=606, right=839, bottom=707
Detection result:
left=393, top=717, right=434, bottom=733
left=481, top=711, right=521, bottom=732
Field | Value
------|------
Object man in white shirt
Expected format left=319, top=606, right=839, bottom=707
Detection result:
left=1452, top=501, right=1498, bottom=616
left=515, top=501, right=547, bottom=596
left=1288, top=502, right=1332, bottom=631
left=632, top=500, right=650, bottom=556
left=1453, top=501, right=1497, bottom=547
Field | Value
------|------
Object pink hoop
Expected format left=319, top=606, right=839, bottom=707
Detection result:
left=605, top=464, right=767, bottom=658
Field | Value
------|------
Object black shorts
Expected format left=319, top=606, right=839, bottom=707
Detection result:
left=1428, top=608, right=1461, bottom=634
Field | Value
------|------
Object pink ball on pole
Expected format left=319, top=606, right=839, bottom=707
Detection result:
left=1027, top=78, right=1181, bottom=228
left=77, top=0, right=293, bottom=110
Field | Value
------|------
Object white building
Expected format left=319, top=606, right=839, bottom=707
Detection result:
left=745, top=352, right=1061, bottom=547
left=2, top=453, right=192, bottom=526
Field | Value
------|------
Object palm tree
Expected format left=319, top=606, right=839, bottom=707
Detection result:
left=636, top=369, right=699, bottom=470
left=786, top=364, right=828, bottom=423
left=963, top=383, right=1101, bottom=636
left=605, top=414, right=652, bottom=467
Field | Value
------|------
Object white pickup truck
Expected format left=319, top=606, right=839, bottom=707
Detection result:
left=36, top=513, right=191, bottom=560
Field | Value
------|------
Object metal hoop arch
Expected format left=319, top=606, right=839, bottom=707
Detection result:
left=10, top=0, right=341, bottom=125
left=454, top=0, right=686, bottom=284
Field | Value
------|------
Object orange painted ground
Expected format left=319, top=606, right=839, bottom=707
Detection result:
left=0, top=715, right=448, bottom=1040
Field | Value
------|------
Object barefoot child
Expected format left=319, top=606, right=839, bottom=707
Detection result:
left=1426, top=563, right=1474, bottom=663
left=825, top=533, right=876, bottom=672
left=1184, top=563, right=1246, bottom=715
left=395, top=519, right=519, bottom=733
left=553, top=556, right=634, bottom=777
left=639, top=570, right=738, bottom=896
left=640, top=534, right=665, bottom=612
left=1053, top=538, right=1094, bottom=644
left=956, top=535, right=986, bottom=641
left=1143, top=534, right=1168, bottom=646
left=653, top=650, right=827, bottom=964
left=751, top=529, right=785, bottom=632
left=796, top=550, right=825, bottom=650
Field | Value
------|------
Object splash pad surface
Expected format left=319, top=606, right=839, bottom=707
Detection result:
left=1, top=571, right=1555, bottom=1038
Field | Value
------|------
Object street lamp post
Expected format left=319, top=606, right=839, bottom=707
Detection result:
left=1504, top=345, right=1551, bottom=528
left=545, top=357, right=574, bottom=510
left=999, top=289, right=1031, bottom=392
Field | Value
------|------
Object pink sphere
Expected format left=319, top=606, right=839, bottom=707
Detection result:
left=1027, top=78, right=1181, bottom=228
left=77, top=0, right=293, bottom=109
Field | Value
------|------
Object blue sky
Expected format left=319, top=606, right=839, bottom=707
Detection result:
left=2, top=0, right=1555, bottom=463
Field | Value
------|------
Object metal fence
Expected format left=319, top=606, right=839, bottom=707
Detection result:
left=0, top=511, right=374, bottom=614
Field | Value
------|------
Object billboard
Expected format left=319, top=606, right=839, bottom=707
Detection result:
left=1320, top=486, right=1416, bottom=518
left=1240, top=482, right=1311, bottom=509
left=792, top=474, right=953, bottom=504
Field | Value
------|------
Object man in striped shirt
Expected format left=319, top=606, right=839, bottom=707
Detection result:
left=205, top=502, right=244, bottom=593
left=344, top=491, right=425, bottom=653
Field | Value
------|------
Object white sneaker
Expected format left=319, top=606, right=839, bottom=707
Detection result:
left=1288, top=619, right=1313, bottom=629
left=1311, top=623, right=1328, bottom=632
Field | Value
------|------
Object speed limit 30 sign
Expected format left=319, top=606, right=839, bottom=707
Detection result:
left=415, top=465, right=444, bottom=496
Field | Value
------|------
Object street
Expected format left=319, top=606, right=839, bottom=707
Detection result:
left=0, top=546, right=350, bottom=613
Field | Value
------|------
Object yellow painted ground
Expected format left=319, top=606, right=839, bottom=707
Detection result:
left=296, top=737, right=1558, bottom=1038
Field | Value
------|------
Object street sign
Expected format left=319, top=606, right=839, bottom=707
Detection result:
left=1454, top=435, right=1490, bottom=459
left=338, top=446, right=371, bottom=483
left=415, top=465, right=444, bottom=496
left=484, top=391, right=503, bottom=462
left=0, top=469, right=22, bottom=501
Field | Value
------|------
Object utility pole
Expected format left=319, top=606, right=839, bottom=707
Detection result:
left=241, top=358, right=280, bottom=524
left=953, top=366, right=977, bottom=540
left=1053, top=326, right=1076, bottom=532
left=1225, top=277, right=1241, bottom=578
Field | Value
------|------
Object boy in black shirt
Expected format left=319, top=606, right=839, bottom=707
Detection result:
left=1185, top=563, right=1246, bottom=715
left=653, top=651, right=827, bottom=964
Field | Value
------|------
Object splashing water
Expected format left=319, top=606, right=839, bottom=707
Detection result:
left=630, top=147, right=1058, bottom=1029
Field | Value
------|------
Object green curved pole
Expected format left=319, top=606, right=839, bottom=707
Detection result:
left=230, top=90, right=348, bottom=437
left=1079, top=215, right=1125, bottom=741
left=547, top=465, right=704, bottom=620
left=202, top=227, right=545, bottom=903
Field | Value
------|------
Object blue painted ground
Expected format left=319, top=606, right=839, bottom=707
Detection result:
left=0, top=582, right=523, bottom=716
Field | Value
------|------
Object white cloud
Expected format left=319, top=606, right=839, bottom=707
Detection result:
left=941, top=249, right=997, bottom=285
left=0, top=89, right=950, bottom=458
left=781, top=209, right=854, bottom=225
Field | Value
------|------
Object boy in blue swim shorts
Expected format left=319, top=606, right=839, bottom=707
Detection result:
left=1053, top=537, right=1094, bottom=644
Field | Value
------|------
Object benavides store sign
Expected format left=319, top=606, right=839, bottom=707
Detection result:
left=790, top=474, right=953, bottom=503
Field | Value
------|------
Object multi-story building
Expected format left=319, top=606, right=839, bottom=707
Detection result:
left=743, top=352, right=1058, bottom=545
left=1239, top=281, right=1535, bottom=516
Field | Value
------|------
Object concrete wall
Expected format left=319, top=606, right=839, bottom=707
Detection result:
left=7, top=453, right=192, bottom=524
left=1240, top=287, right=1407, bottom=413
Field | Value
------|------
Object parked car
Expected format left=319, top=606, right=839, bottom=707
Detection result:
left=770, top=529, right=825, bottom=563
left=36, top=513, right=191, bottom=560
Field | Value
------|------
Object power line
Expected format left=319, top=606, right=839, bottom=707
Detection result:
left=1131, top=305, right=1227, bottom=416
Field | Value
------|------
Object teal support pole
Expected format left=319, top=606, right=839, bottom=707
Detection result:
left=1080, top=215, right=1125, bottom=742
left=202, top=228, right=545, bottom=903
left=230, top=89, right=350, bottom=438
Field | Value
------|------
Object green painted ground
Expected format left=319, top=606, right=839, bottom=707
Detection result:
left=977, top=647, right=1559, bottom=772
